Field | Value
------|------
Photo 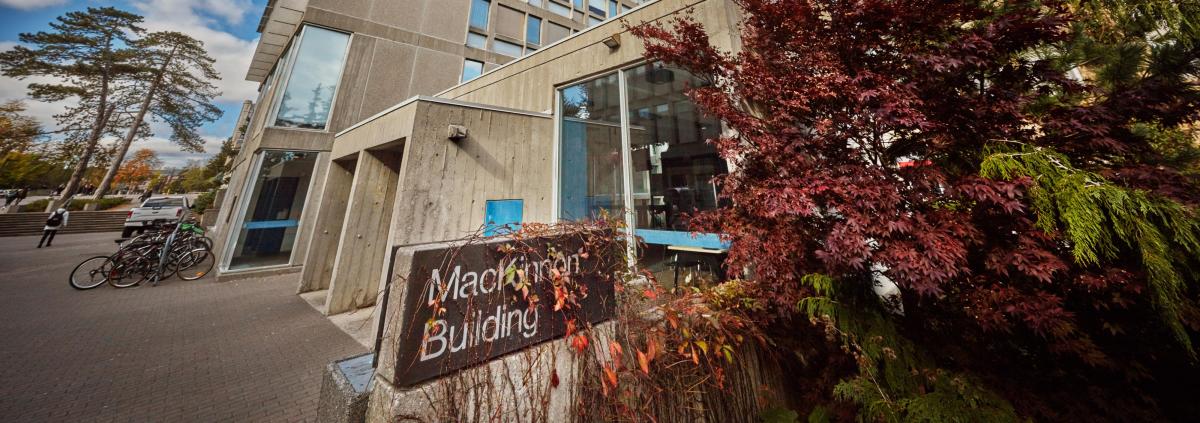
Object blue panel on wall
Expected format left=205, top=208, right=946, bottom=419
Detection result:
left=484, top=199, right=524, bottom=236
left=243, top=219, right=300, bottom=230
left=559, top=120, right=588, bottom=220
left=635, top=229, right=730, bottom=250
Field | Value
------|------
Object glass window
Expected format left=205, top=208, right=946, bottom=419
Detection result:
left=526, top=15, right=542, bottom=45
left=610, top=0, right=619, bottom=16
left=623, top=63, right=725, bottom=233
left=588, top=16, right=603, bottom=26
left=589, top=0, right=607, bottom=16
left=143, top=198, right=185, bottom=207
left=557, top=64, right=729, bottom=288
left=574, top=0, right=585, bottom=10
left=462, top=59, right=484, bottom=82
left=228, top=150, right=317, bottom=270
left=469, top=0, right=490, bottom=29
left=548, top=1, right=571, bottom=17
left=528, top=0, right=543, bottom=6
left=466, top=31, right=487, bottom=49
left=621, top=3, right=631, bottom=13
left=492, top=39, right=524, bottom=57
left=272, top=26, right=350, bottom=130
left=559, top=73, right=624, bottom=221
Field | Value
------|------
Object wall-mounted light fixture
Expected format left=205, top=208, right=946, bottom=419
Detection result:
left=447, top=124, right=468, bottom=142
left=602, top=33, right=621, bottom=49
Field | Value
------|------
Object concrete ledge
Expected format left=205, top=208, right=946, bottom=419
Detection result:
left=215, top=265, right=303, bottom=282
left=318, top=353, right=375, bottom=423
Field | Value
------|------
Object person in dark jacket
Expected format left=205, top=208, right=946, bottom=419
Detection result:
left=38, top=207, right=68, bottom=248
left=12, top=188, right=27, bottom=210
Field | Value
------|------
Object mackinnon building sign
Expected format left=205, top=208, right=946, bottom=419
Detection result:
left=390, top=234, right=616, bottom=386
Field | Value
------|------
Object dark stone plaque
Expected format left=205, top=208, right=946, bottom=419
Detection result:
left=391, top=235, right=616, bottom=387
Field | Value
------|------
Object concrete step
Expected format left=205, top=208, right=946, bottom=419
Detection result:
left=0, top=211, right=130, bottom=237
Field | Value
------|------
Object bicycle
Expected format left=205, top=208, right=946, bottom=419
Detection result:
left=69, top=218, right=215, bottom=289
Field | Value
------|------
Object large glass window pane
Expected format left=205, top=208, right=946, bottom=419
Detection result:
left=466, top=31, right=487, bottom=49
left=548, top=1, right=571, bottom=17
left=610, top=0, right=619, bottom=16
left=574, top=0, right=585, bottom=10
left=462, top=59, right=484, bottom=82
left=528, top=0, right=543, bottom=6
left=272, top=26, right=350, bottom=130
left=526, top=15, right=542, bottom=45
left=589, top=0, right=607, bottom=16
left=625, top=64, right=727, bottom=289
left=559, top=73, right=624, bottom=221
left=229, top=151, right=317, bottom=270
left=624, top=63, right=725, bottom=232
left=470, top=0, right=490, bottom=29
left=492, top=39, right=524, bottom=57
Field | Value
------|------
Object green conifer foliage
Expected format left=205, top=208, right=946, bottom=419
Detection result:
left=982, top=145, right=1200, bottom=356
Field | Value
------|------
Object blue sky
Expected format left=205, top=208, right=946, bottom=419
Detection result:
left=0, top=0, right=267, bottom=167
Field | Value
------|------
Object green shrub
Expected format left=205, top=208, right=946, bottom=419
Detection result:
left=192, top=190, right=216, bottom=212
left=20, top=198, right=48, bottom=212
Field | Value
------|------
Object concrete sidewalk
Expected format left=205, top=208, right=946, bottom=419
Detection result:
left=0, top=232, right=365, bottom=422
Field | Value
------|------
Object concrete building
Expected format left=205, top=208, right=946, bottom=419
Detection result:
left=210, top=0, right=746, bottom=418
left=331, top=0, right=735, bottom=321
left=214, top=0, right=648, bottom=283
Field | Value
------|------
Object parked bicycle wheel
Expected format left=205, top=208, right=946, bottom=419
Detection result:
left=176, top=247, right=214, bottom=281
left=70, top=256, right=113, bottom=290
left=108, top=252, right=152, bottom=288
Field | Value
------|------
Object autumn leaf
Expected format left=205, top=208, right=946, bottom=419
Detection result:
left=637, top=350, right=650, bottom=375
left=570, top=334, right=589, bottom=353
left=603, top=364, right=619, bottom=388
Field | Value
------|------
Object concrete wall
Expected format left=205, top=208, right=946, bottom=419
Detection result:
left=389, top=101, right=555, bottom=246
left=307, top=98, right=553, bottom=313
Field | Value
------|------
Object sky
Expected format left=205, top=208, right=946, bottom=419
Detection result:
left=0, top=0, right=266, bottom=168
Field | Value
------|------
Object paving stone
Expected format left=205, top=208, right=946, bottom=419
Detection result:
left=0, top=232, right=366, bottom=421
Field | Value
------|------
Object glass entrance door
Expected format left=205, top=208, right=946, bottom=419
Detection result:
left=227, top=150, right=318, bottom=270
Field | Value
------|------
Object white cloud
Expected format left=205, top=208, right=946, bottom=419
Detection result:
left=130, top=0, right=261, bottom=103
left=0, top=0, right=69, bottom=10
left=116, top=134, right=225, bottom=168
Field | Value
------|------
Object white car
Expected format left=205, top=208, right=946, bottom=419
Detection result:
left=123, top=196, right=191, bottom=238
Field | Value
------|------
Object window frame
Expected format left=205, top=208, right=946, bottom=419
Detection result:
left=461, top=59, right=485, bottom=82
left=219, top=149, right=322, bottom=272
left=265, top=24, right=352, bottom=132
left=553, top=61, right=731, bottom=255
left=491, top=38, right=524, bottom=57
left=526, top=14, right=542, bottom=46
left=469, top=0, right=491, bottom=30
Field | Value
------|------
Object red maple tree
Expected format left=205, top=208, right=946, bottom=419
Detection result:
left=630, top=0, right=1200, bottom=420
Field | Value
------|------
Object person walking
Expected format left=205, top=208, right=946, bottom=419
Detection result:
left=14, top=187, right=27, bottom=208
left=38, top=207, right=68, bottom=248
left=3, top=189, right=14, bottom=209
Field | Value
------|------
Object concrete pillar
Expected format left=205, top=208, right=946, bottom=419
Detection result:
left=324, top=150, right=401, bottom=315
left=298, top=157, right=357, bottom=294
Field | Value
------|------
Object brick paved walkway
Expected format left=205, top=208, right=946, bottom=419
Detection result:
left=0, top=232, right=366, bottom=422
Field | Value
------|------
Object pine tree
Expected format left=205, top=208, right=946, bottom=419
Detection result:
left=0, top=7, right=143, bottom=208
left=94, top=31, right=222, bottom=199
